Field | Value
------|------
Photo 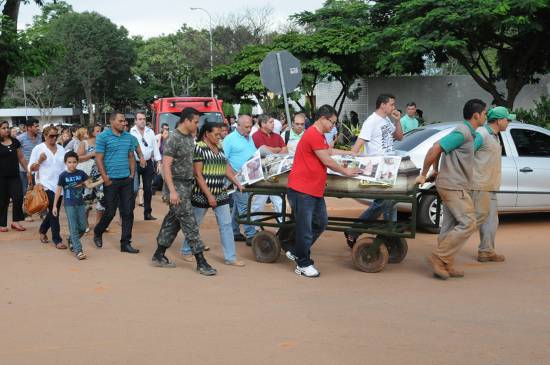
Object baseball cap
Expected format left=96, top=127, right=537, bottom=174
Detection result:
left=487, top=106, right=511, bottom=121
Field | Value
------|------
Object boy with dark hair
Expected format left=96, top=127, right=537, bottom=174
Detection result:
left=53, top=151, right=102, bottom=260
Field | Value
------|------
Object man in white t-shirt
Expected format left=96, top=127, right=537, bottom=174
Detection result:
left=346, top=93, right=403, bottom=245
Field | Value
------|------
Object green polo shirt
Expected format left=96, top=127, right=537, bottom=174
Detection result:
left=439, top=121, right=484, bottom=153
left=400, top=115, right=419, bottom=133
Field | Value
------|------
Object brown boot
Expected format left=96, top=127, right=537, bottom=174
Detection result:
left=426, top=254, right=450, bottom=280
left=478, top=251, right=505, bottom=262
left=441, top=256, right=464, bottom=278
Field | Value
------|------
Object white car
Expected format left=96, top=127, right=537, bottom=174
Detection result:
left=394, top=121, right=550, bottom=232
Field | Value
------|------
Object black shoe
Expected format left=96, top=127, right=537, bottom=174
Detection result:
left=234, top=233, right=246, bottom=242
left=151, top=253, right=176, bottom=268
left=121, top=244, right=140, bottom=253
left=93, top=233, right=103, bottom=248
left=195, top=252, right=217, bottom=276
left=144, top=214, right=157, bottom=221
left=246, top=237, right=253, bottom=247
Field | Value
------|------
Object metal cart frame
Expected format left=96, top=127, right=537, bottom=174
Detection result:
left=237, top=185, right=420, bottom=273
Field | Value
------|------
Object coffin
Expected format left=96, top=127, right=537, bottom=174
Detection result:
left=251, top=155, right=420, bottom=196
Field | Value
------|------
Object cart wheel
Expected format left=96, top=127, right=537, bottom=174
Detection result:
left=351, top=237, right=389, bottom=273
left=252, top=231, right=281, bottom=263
left=378, top=236, right=408, bottom=264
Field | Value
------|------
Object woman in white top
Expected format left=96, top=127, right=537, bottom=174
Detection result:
left=29, top=125, right=67, bottom=248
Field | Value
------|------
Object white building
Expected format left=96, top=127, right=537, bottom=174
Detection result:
left=0, top=107, right=79, bottom=127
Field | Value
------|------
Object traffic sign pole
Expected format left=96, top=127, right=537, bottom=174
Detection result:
left=275, top=52, right=292, bottom=129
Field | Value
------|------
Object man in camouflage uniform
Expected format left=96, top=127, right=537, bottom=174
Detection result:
left=151, top=107, right=216, bottom=276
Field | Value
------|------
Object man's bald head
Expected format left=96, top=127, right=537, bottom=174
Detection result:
left=237, top=115, right=253, bottom=136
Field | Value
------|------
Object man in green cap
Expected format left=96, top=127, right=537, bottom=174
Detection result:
left=472, top=106, right=512, bottom=263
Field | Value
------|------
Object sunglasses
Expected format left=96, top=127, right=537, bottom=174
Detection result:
left=48, top=134, right=59, bottom=138
left=141, top=137, right=148, bottom=147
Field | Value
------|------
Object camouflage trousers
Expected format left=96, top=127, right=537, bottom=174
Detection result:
left=157, top=181, right=205, bottom=254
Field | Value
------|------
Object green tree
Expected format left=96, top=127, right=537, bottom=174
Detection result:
left=371, top=0, right=550, bottom=109
left=290, top=0, right=374, bottom=116
left=45, top=11, right=136, bottom=124
left=0, top=0, right=54, bottom=104
left=214, top=1, right=374, bottom=116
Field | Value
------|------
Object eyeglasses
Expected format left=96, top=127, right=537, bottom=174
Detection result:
left=327, top=117, right=337, bottom=125
left=141, top=137, right=148, bottom=147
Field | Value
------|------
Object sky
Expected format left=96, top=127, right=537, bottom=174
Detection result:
left=18, top=0, right=326, bottom=38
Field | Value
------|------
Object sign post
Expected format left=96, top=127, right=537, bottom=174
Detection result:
left=260, top=50, right=302, bottom=127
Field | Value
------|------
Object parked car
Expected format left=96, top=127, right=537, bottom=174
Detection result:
left=394, top=121, right=550, bottom=233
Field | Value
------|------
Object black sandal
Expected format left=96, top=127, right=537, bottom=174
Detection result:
left=344, top=232, right=357, bottom=248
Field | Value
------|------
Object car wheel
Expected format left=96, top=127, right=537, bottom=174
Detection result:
left=418, top=194, right=442, bottom=234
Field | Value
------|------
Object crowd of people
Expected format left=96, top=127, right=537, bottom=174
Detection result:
left=0, top=95, right=507, bottom=279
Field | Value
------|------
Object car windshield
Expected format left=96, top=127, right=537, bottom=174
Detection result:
left=159, top=112, right=223, bottom=131
left=394, top=128, right=441, bottom=152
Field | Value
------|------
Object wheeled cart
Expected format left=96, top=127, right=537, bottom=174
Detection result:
left=237, top=156, right=421, bottom=273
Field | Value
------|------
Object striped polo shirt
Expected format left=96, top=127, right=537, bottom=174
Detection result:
left=95, top=129, right=137, bottom=179
left=17, top=132, right=42, bottom=172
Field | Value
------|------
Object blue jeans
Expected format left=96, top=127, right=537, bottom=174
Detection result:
left=349, top=199, right=397, bottom=239
left=181, top=204, right=236, bottom=262
left=19, top=171, right=29, bottom=195
left=40, top=189, right=63, bottom=244
left=231, top=191, right=257, bottom=238
left=287, top=188, right=328, bottom=268
left=65, top=204, right=87, bottom=253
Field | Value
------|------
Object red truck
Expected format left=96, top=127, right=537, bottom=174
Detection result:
left=150, top=96, right=225, bottom=133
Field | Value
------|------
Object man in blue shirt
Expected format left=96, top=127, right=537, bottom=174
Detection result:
left=17, top=119, right=41, bottom=194
left=223, top=114, right=257, bottom=245
left=93, top=112, right=140, bottom=254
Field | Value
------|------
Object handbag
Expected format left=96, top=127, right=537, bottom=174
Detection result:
left=23, top=172, right=49, bottom=215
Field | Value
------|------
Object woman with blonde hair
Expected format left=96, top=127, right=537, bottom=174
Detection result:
left=65, top=127, right=88, bottom=153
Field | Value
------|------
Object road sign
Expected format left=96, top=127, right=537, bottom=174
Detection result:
left=260, top=50, right=302, bottom=94
left=260, top=50, right=303, bottom=126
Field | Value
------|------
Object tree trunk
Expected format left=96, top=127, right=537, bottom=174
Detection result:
left=332, top=85, right=346, bottom=113
left=84, top=86, right=95, bottom=125
left=0, top=0, right=21, bottom=104
left=335, top=80, right=350, bottom=117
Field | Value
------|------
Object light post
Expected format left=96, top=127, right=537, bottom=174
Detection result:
left=190, top=7, right=214, bottom=98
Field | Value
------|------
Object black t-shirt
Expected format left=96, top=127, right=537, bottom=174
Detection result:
left=0, top=138, right=22, bottom=177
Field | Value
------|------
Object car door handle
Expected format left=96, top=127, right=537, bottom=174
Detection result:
left=520, top=167, right=533, bottom=173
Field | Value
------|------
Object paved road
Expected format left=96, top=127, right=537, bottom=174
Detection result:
left=1, top=196, right=549, bottom=365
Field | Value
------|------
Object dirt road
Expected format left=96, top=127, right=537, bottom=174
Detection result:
left=1, top=197, right=549, bottom=365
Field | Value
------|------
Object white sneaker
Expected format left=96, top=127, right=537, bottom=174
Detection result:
left=295, top=265, right=320, bottom=277
left=286, top=251, right=297, bottom=262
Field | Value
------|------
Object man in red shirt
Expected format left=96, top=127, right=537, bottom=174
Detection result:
left=250, top=114, right=288, bottom=227
left=252, top=114, right=288, bottom=153
left=287, top=105, right=358, bottom=277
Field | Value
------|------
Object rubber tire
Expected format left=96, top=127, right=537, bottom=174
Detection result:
left=252, top=230, right=281, bottom=263
left=418, top=194, right=442, bottom=234
left=351, top=237, right=389, bottom=273
left=378, top=236, right=408, bottom=264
